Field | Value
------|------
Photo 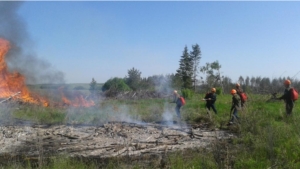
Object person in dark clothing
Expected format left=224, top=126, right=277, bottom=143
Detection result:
left=236, top=83, right=245, bottom=107
left=229, top=89, right=241, bottom=124
left=278, top=79, right=294, bottom=116
left=203, top=88, right=217, bottom=114
left=172, top=90, right=182, bottom=119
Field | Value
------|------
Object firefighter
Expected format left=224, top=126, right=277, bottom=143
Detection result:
left=202, top=88, right=217, bottom=114
left=277, top=79, right=294, bottom=116
left=172, top=90, right=182, bottom=119
left=229, top=89, right=241, bottom=125
left=235, top=83, right=245, bottom=107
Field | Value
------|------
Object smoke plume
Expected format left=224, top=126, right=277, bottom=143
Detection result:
left=65, top=104, right=143, bottom=125
left=0, top=2, right=64, bottom=84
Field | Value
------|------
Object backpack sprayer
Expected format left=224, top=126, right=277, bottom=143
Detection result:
left=0, top=91, right=21, bottom=104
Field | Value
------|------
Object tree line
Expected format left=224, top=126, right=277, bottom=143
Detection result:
left=89, top=44, right=299, bottom=97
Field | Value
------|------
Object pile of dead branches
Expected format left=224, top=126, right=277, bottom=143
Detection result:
left=0, top=121, right=235, bottom=161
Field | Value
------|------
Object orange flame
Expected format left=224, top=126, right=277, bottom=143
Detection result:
left=60, top=88, right=95, bottom=107
left=0, top=38, right=49, bottom=106
left=0, top=38, right=95, bottom=107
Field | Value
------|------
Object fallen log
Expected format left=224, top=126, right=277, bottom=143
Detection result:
left=102, top=147, right=128, bottom=157
left=56, top=133, right=80, bottom=139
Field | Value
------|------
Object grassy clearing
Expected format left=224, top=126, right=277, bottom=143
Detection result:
left=1, top=93, right=300, bottom=168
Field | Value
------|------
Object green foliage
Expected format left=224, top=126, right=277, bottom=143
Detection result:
left=216, top=87, right=222, bottom=95
left=46, top=156, right=97, bottom=169
left=138, top=74, right=174, bottom=93
left=190, top=44, right=202, bottom=91
left=170, top=73, right=182, bottom=90
left=89, top=78, right=97, bottom=91
left=181, top=88, right=194, bottom=99
left=126, top=67, right=142, bottom=91
left=176, top=46, right=193, bottom=90
left=200, top=60, right=222, bottom=88
left=168, top=150, right=217, bottom=169
left=12, top=105, right=66, bottom=124
left=102, top=77, right=131, bottom=92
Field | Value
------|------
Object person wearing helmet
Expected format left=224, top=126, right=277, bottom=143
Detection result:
left=235, top=83, right=245, bottom=107
left=172, top=90, right=183, bottom=119
left=202, top=87, right=217, bottom=114
left=229, top=89, right=241, bottom=124
left=278, top=79, right=294, bottom=116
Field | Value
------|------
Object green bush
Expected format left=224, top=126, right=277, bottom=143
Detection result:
left=216, top=87, right=222, bottom=95
left=102, top=77, right=131, bottom=92
left=181, top=88, right=194, bottom=99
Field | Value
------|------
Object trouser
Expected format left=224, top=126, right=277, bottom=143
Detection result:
left=206, top=104, right=217, bottom=114
left=286, top=102, right=294, bottom=115
left=175, top=104, right=182, bottom=118
left=230, top=108, right=239, bottom=122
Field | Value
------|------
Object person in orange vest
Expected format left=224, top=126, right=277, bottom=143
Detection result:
left=277, top=80, right=294, bottom=116
left=235, top=83, right=245, bottom=107
left=229, top=89, right=241, bottom=125
left=202, top=88, right=217, bottom=114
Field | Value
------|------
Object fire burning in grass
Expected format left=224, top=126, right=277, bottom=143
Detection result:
left=60, top=88, right=95, bottom=107
left=0, top=38, right=94, bottom=107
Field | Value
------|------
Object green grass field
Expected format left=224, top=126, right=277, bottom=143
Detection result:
left=1, top=92, right=300, bottom=168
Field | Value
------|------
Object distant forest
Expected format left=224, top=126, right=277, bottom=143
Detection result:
left=96, top=44, right=299, bottom=96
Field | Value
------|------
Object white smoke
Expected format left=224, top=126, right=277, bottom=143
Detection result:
left=111, top=104, right=143, bottom=124
left=161, top=102, right=188, bottom=128
left=64, top=104, right=143, bottom=125
left=162, top=110, right=174, bottom=126
left=150, top=74, right=173, bottom=94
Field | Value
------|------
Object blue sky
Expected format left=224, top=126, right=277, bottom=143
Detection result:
left=14, top=1, right=300, bottom=83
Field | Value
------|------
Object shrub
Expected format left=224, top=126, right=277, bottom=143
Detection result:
left=216, top=87, right=222, bottom=95
left=102, top=77, right=131, bottom=92
left=181, top=88, right=194, bottom=99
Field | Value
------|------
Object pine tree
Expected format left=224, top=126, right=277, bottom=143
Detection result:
left=190, top=44, right=201, bottom=91
left=89, top=78, right=97, bottom=96
left=176, top=46, right=193, bottom=89
left=126, top=67, right=142, bottom=91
